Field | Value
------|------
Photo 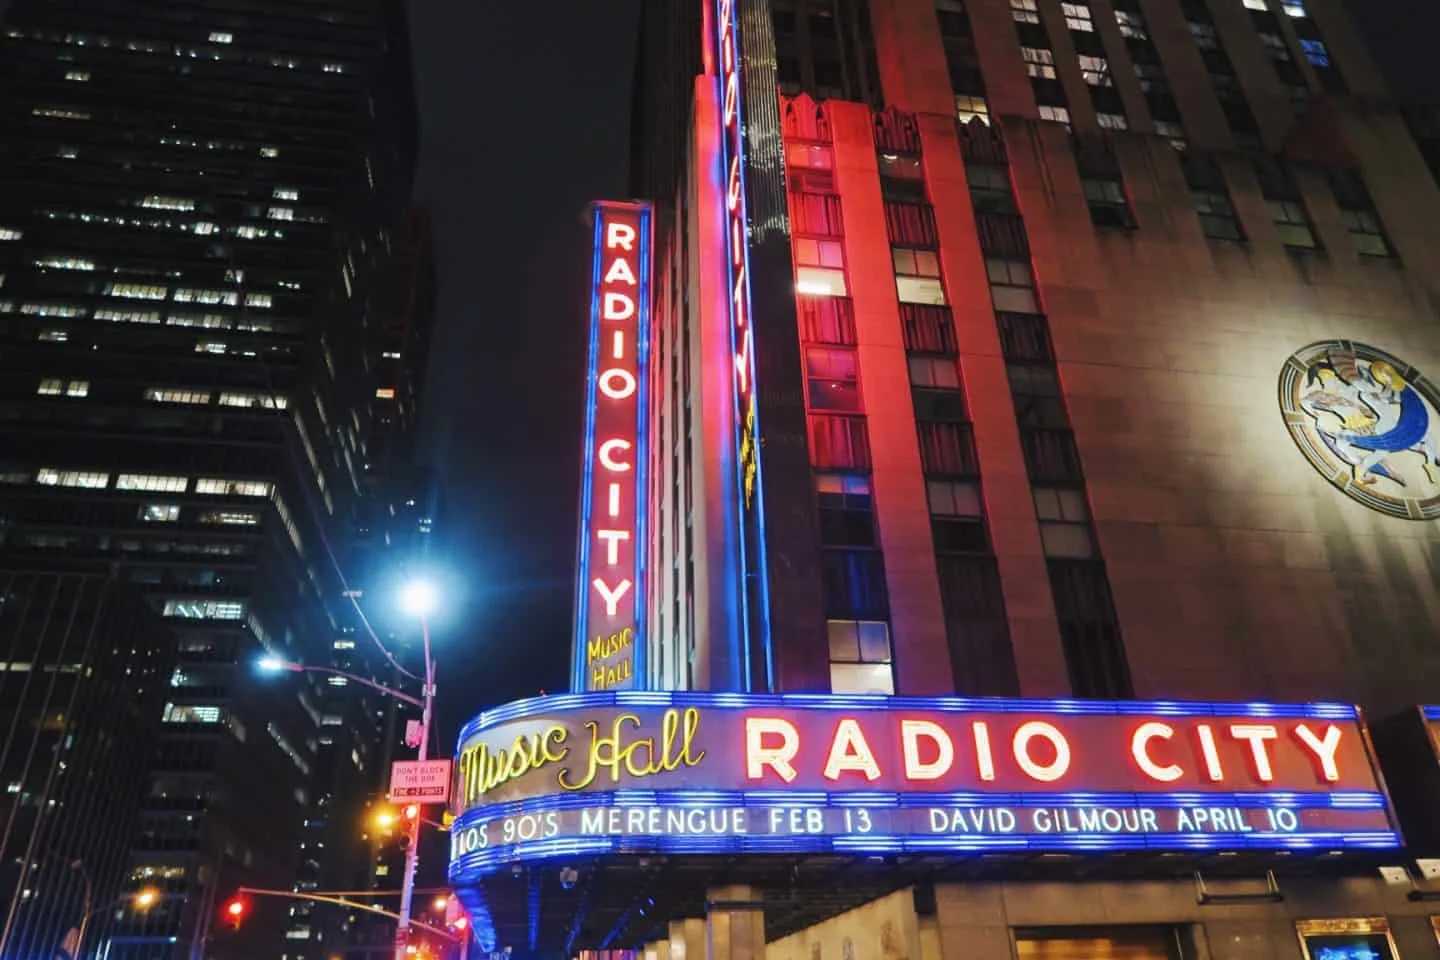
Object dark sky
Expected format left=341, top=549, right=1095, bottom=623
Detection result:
left=404, top=0, right=641, bottom=749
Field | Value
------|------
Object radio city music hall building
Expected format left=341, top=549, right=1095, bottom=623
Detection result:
left=447, top=3, right=1440, bottom=960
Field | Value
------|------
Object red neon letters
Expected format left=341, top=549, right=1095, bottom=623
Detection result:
left=714, top=0, right=758, bottom=506
left=740, top=712, right=1360, bottom=791
left=580, top=205, right=650, bottom=691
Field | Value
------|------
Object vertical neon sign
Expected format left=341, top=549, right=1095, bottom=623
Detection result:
left=711, top=0, right=773, bottom=688
left=573, top=202, right=651, bottom=692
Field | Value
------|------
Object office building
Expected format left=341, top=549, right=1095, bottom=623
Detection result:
left=451, top=2, right=1440, bottom=960
left=0, top=570, right=170, bottom=960
left=0, top=1, right=422, bottom=957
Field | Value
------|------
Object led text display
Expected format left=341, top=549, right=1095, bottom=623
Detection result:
left=449, top=693, right=1398, bottom=880
left=573, top=204, right=651, bottom=692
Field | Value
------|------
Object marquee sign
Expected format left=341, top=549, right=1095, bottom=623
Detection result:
left=448, top=693, right=1398, bottom=880
left=572, top=203, right=651, bottom=692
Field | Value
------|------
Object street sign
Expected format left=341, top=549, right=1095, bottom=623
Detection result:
left=389, top=759, right=452, bottom=803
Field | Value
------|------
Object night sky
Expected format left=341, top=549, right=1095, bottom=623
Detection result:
left=404, top=0, right=641, bottom=748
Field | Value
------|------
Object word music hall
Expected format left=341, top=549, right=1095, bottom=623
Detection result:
left=444, top=0, right=1440, bottom=957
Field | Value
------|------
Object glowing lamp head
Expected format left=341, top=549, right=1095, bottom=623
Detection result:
left=134, top=888, right=160, bottom=910
left=431, top=896, right=449, bottom=912
left=372, top=807, right=398, bottom=831
left=256, top=656, right=295, bottom=673
left=403, top=803, right=420, bottom=822
left=398, top=580, right=438, bottom=619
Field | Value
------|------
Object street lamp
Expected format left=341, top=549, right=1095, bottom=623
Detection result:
left=393, top=578, right=438, bottom=960
left=255, top=656, right=423, bottom=707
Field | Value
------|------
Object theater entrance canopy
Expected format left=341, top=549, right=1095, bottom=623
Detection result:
left=447, top=692, right=1398, bottom=954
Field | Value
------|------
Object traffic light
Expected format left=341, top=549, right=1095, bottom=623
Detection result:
left=452, top=916, right=469, bottom=933
left=223, top=897, right=248, bottom=929
left=403, top=803, right=420, bottom=822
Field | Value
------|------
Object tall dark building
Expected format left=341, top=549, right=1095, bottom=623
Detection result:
left=0, top=570, right=170, bottom=960
left=0, top=1, right=422, bottom=958
left=451, top=1, right=1440, bottom=959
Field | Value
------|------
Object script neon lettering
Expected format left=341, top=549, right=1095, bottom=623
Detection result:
left=459, top=726, right=568, bottom=807
left=1013, top=721, right=1071, bottom=782
left=559, top=708, right=704, bottom=791
left=745, top=717, right=799, bottom=782
left=1131, top=721, right=1183, bottom=783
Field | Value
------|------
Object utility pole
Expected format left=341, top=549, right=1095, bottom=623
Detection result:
left=394, top=598, right=435, bottom=960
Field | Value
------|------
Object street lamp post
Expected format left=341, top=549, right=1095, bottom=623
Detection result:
left=394, top=580, right=437, bottom=960
left=254, top=579, right=438, bottom=960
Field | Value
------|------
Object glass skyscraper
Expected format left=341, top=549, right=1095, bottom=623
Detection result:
left=0, top=2, right=429, bottom=958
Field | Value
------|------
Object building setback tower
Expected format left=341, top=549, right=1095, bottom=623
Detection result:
left=632, top=0, right=1440, bottom=711
left=0, top=1, right=421, bottom=958
left=452, top=0, right=1440, bottom=955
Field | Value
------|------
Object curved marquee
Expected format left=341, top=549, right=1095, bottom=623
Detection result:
left=448, top=692, right=1398, bottom=882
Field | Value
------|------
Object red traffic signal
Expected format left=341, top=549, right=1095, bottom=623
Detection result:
left=223, top=897, right=248, bottom=929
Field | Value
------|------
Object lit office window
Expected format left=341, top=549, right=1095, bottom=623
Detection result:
left=144, top=388, right=211, bottom=405
left=375, top=387, right=395, bottom=399
left=267, top=207, right=294, bottom=221
left=209, top=31, right=233, bottom=43
left=195, top=478, right=274, bottom=497
left=36, top=468, right=108, bottom=488
left=107, top=283, right=168, bottom=300
left=796, top=267, right=848, bottom=297
left=1022, top=47, right=1056, bottom=80
left=955, top=95, right=990, bottom=125
left=37, top=330, right=68, bottom=343
left=1062, top=2, right=1094, bottom=30
left=142, top=196, right=195, bottom=211
left=273, top=188, right=299, bottom=201
left=893, top=248, right=947, bottom=305
left=64, top=70, right=90, bottom=81
left=173, top=288, right=238, bottom=306
left=21, top=303, right=85, bottom=317
left=245, top=293, right=273, bottom=308
left=116, top=474, right=188, bottom=492
left=141, top=504, right=180, bottom=523
left=828, top=620, right=895, bottom=694
left=163, top=702, right=224, bottom=723
left=1010, top=0, right=1040, bottom=23
left=96, top=308, right=161, bottom=324
left=0, top=228, right=21, bottom=240
left=162, top=599, right=245, bottom=620
left=199, top=510, right=260, bottom=526
left=33, top=107, right=90, bottom=120
left=219, top=392, right=288, bottom=409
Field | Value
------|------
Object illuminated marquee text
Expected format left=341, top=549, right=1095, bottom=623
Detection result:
left=577, top=204, right=651, bottom=691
